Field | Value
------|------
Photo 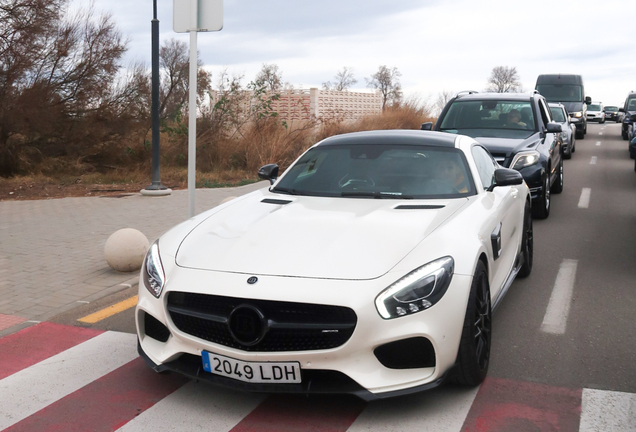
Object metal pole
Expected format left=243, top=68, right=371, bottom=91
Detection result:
left=187, top=0, right=198, bottom=217
left=142, top=0, right=170, bottom=195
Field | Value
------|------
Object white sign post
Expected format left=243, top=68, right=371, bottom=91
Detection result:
left=173, top=0, right=223, bottom=218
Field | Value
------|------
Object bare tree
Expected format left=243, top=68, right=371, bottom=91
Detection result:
left=158, top=38, right=211, bottom=122
left=434, top=90, right=454, bottom=116
left=486, top=66, right=523, bottom=93
left=365, top=65, right=402, bottom=110
left=322, top=67, right=357, bottom=91
left=255, top=63, right=283, bottom=93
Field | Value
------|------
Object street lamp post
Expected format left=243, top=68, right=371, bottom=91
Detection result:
left=141, top=0, right=171, bottom=196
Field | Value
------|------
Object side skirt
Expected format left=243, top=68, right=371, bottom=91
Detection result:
left=491, top=255, right=522, bottom=311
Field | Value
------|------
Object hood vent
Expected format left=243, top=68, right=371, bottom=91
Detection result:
left=394, top=204, right=445, bottom=210
left=261, top=198, right=292, bottom=205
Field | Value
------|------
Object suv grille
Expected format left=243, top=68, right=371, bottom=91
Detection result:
left=167, top=292, right=357, bottom=352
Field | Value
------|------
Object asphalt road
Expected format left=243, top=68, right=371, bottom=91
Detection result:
left=42, top=122, right=636, bottom=430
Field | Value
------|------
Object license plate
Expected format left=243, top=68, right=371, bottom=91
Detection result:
left=201, top=351, right=302, bottom=384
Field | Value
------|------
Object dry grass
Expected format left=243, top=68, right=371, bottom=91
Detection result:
left=1, top=101, right=436, bottom=199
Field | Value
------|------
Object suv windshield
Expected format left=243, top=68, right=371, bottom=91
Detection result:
left=439, top=100, right=536, bottom=138
left=628, top=98, right=636, bottom=111
left=605, top=106, right=618, bottom=112
left=536, top=84, right=582, bottom=102
left=588, top=104, right=602, bottom=111
left=549, top=107, right=566, bottom=122
left=272, top=144, right=475, bottom=199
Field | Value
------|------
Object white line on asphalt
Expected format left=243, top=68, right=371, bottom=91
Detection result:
left=0, top=331, right=137, bottom=430
left=578, top=188, right=591, bottom=208
left=596, top=141, right=601, bottom=146
left=117, top=382, right=267, bottom=432
left=579, top=389, right=636, bottom=431
left=348, top=385, right=480, bottom=432
left=541, top=259, right=578, bottom=335
left=590, top=156, right=597, bottom=165
left=599, top=132, right=603, bottom=135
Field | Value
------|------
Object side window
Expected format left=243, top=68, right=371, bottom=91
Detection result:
left=471, top=146, right=497, bottom=190
left=538, top=99, right=551, bottom=127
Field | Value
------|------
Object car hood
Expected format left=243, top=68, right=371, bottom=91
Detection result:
left=175, top=191, right=468, bottom=280
left=471, top=135, right=539, bottom=163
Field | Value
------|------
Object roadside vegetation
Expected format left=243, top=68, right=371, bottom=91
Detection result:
left=0, top=0, right=432, bottom=199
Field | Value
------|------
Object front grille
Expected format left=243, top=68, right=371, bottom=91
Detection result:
left=490, top=153, right=508, bottom=167
left=167, top=292, right=357, bottom=352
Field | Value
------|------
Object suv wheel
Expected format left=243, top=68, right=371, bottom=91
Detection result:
left=518, top=201, right=533, bottom=279
left=532, top=173, right=550, bottom=219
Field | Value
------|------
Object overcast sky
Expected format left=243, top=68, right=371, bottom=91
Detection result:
left=79, top=0, right=635, bottom=108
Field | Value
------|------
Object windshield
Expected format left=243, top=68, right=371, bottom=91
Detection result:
left=588, top=104, right=602, bottom=111
left=628, top=98, right=636, bottom=111
left=272, top=144, right=475, bottom=199
left=605, top=106, right=618, bottom=112
left=536, top=84, right=582, bottom=102
left=439, top=100, right=536, bottom=138
left=549, top=107, right=566, bottom=122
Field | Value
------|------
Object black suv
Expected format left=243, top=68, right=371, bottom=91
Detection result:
left=425, top=91, right=563, bottom=219
left=620, top=91, right=636, bottom=140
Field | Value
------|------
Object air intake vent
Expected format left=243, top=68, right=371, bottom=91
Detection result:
left=374, top=337, right=436, bottom=369
left=394, top=205, right=445, bottom=210
left=261, top=198, right=292, bottom=205
left=144, top=312, right=170, bottom=342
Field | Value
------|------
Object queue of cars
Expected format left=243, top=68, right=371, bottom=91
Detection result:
left=134, top=72, right=625, bottom=401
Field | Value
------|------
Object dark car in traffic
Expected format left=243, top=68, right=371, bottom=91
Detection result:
left=425, top=91, right=563, bottom=219
left=535, top=74, right=591, bottom=139
left=604, top=105, right=620, bottom=122
left=549, top=103, right=576, bottom=159
left=620, top=92, right=636, bottom=140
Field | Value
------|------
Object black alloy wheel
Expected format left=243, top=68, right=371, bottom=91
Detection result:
left=551, top=160, right=564, bottom=194
left=454, top=261, right=491, bottom=386
left=532, top=172, right=551, bottom=219
left=518, top=200, right=533, bottom=278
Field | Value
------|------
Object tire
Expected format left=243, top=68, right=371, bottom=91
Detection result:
left=623, top=131, right=629, bottom=140
left=518, top=201, right=533, bottom=279
left=601, top=118, right=605, bottom=124
left=571, top=135, right=576, bottom=153
left=634, top=159, right=636, bottom=173
left=576, top=128, right=584, bottom=140
left=551, top=159, right=564, bottom=194
left=563, top=145, right=572, bottom=159
left=454, top=261, right=491, bottom=386
left=532, top=172, right=550, bottom=219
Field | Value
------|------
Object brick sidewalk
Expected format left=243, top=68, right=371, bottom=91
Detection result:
left=0, top=182, right=267, bottom=326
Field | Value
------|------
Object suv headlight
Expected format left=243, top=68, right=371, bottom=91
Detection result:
left=375, top=257, right=454, bottom=319
left=510, top=150, right=540, bottom=170
left=143, top=241, right=165, bottom=298
left=572, top=111, right=583, bottom=118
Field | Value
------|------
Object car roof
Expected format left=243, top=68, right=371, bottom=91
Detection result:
left=316, top=130, right=458, bottom=148
left=453, top=92, right=537, bottom=102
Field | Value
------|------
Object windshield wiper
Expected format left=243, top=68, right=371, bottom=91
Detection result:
left=340, top=191, right=414, bottom=199
left=270, top=186, right=303, bottom=195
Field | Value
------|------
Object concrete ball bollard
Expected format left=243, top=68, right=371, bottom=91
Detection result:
left=104, top=228, right=150, bottom=272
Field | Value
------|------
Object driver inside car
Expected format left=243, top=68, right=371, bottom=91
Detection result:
left=504, top=109, right=527, bottom=128
left=434, top=157, right=469, bottom=193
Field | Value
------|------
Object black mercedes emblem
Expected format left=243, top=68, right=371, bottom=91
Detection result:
left=247, top=276, right=258, bottom=284
left=228, top=305, right=267, bottom=346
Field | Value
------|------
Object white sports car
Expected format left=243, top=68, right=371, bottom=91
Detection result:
left=136, top=130, right=533, bottom=400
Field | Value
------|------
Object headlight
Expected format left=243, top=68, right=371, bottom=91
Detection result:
left=143, top=241, right=165, bottom=298
left=573, top=111, right=583, bottom=118
left=510, top=151, right=540, bottom=170
left=375, top=257, right=454, bottom=319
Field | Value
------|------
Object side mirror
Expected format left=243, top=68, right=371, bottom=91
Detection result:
left=585, top=96, right=592, bottom=104
left=258, top=164, right=279, bottom=185
left=487, top=168, right=524, bottom=192
left=420, top=122, right=433, bottom=131
left=546, top=122, right=563, bottom=133
left=619, top=108, right=625, bottom=113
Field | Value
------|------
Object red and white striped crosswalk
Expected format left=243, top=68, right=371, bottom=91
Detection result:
left=1, top=323, right=634, bottom=432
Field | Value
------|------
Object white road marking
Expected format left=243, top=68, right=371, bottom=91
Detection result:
left=541, top=259, right=578, bottom=335
left=0, top=331, right=137, bottom=430
left=349, top=386, right=479, bottom=432
left=579, top=389, right=636, bottom=431
left=590, top=157, right=597, bottom=165
left=578, top=188, right=591, bottom=208
left=599, top=132, right=603, bottom=135
left=596, top=141, right=601, bottom=146
left=117, top=382, right=266, bottom=432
